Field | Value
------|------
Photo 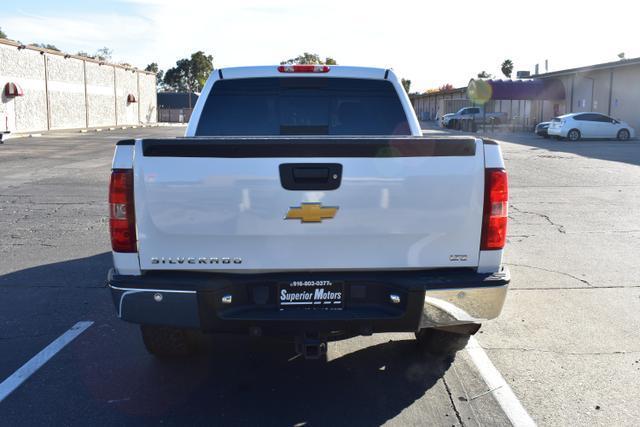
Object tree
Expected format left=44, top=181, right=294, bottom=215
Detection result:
left=477, top=70, right=492, bottom=79
left=501, top=59, right=514, bottom=78
left=145, top=62, right=165, bottom=90
left=94, top=47, right=112, bottom=61
left=401, top=78, right=411, bottom=93
left=163, top=51, right=214, bottom=92
left=280, top=52, right=337, bottom=65
left=29, top=43, right=60, bottom=51
left=0, top=27, right=7, bottom=39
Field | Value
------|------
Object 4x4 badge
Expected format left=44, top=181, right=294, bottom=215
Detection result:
left=285, top=203, right=338, bottom=223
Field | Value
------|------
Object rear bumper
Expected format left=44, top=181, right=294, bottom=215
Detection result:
left=107, top=267, right=509, bottom=335
left=547, top=127, right=565, bottom=137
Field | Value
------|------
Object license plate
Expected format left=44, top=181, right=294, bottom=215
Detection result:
left=279, top=280, right=343, bottom=308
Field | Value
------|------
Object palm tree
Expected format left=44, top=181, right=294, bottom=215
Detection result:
left=501, top=59, right=514, bottom=78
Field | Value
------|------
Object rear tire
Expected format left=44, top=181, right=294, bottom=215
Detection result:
left=140, top=325, right=200, bottom=357
left=567, top=129, right=581, bottom=141
left=415, top=327, right=473, bottom=356
left=617, top=129, right=630, bottom=141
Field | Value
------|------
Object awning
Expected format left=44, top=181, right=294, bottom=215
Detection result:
left=127, top=94, right=137, bottom=103
left=467, top=78, right=565, bottom=102
left=4, top=82, right=24, bottom=97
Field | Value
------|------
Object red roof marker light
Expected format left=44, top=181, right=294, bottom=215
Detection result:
left=277, top=65, right=330, bottom=73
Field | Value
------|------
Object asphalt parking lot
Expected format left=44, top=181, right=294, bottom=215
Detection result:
left=1, top=126, right=639, bottom=425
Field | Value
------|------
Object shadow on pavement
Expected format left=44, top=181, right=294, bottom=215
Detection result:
left=0, top=252, right=112, bottom=288
left=492, top=134, right=640, bottom=167
left=0, top=254, right=455, bottom=425
left=422, top=120, right=640, bottom=167
left=88, top=334, right=453, bottom=426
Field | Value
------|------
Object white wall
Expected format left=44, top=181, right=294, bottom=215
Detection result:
left=0, top=41, right=156, bottom=133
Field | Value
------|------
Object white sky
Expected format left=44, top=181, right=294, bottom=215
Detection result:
left=3, top=0, right=639, bottom=92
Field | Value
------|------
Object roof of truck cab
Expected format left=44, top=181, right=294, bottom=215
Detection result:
left=218, top=65, right=391, bottom=80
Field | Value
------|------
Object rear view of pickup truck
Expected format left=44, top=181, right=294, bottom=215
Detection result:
left=108, top=65, right=509, bottom=359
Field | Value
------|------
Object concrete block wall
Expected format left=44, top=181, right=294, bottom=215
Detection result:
left=138, top=73, right=157, bottom=124
left=47, top=54, right=86, bottom=129
left=85, top=61, right=116, bottom=128
left=0, top=45, right=48, bottom=132
left=0, top=40, right=157, bottom=133
left=115, top=67, right=138, bottom=126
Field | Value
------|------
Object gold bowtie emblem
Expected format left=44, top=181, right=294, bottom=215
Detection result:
left=285, top=203, right=338, bottom=223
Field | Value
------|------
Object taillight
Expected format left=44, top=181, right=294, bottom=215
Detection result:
left=481, top=169, right=508, bottom=250
left=277, top=64, right=330, bottom=73
left=109, top=169, right=136, bottom=252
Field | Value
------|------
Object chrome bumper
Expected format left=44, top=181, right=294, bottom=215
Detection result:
left=420, top=284, right=508, bottom=328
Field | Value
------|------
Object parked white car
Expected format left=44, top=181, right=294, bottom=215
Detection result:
left=547, top=112, right=635, bottom=141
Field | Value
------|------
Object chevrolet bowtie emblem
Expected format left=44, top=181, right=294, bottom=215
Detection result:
left=285, top=203, right=338, bottom=223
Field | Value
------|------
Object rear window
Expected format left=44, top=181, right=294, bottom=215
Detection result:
left=195, top=77, right=410, bottom=136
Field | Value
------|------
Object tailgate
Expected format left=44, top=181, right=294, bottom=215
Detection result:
left=133, top=137, right=485, bottom=271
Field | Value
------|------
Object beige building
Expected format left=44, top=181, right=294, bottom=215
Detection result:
left=410, top=87, right=468, bottom=121
left=411, top=57, right=640, bottom=131
left=534, top=57, right=640, bottom=131
left=0, top=38, right=157, bottom=134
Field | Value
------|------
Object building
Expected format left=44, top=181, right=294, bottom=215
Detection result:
left=0, top=38, right=157, bottom=134
left=411, top=57, right=640, bottom=131
left=410, top=87, right=468, bottom=121
left=157, top=92, right=199, bottom=123
left=532, top=57, right=640, bottom=131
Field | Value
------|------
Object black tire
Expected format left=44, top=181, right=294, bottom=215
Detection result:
left=415, top=328, right=472, bottom=356
left=567, top=129, right=581, bottom=141
left=140, top=325, right=200, bottom=357
left=543, top=134, right=550, bottom=139
left=617, top=129, right=631, bottom=141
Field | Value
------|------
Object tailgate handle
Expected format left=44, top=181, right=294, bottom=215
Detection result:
left=280, top=163, right=342, bottom=190
left=293, top=167, right=329, bottom=181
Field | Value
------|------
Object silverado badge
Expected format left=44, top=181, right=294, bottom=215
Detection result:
left=285, top=203, right=338, bottom=223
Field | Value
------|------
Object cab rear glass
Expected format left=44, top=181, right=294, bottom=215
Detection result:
left=195, top=77, right=411, bottom=136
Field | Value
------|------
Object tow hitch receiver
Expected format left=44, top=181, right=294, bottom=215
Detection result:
left=295, top=333, right=327, bottom=360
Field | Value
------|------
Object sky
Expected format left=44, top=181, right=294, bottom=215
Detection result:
left=1, top=0, right=638, bottom=92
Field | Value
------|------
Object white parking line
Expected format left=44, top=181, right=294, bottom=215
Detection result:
left=465, top=336, right=536, bottom=427
left=0, top=321, right=94, bottom=403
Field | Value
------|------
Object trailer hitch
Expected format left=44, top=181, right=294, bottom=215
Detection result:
left=295, top=333, right=327, bottom=360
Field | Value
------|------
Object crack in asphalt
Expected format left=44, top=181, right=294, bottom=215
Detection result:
left=510, top=205, right=566, bottom=234
left=506, top=263, right=592, bottom=286
left=442, top=376, right=465, bottom=426
left=483, top=347, right=640, bottom=356
left=512, top=285, right=640, bottom=290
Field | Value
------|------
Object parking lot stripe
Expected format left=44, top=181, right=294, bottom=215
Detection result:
left=0, top=321, right=94, bottom=403
left=466, top=337, right=536, bottom=427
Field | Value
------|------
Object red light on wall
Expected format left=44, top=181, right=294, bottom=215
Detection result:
left=4, top=82, right=24, bottom=97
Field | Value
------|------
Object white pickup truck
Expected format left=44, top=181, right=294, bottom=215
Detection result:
left=108, top=65, right=510, bottom=359
left=441, top=107, right=509, bottom=129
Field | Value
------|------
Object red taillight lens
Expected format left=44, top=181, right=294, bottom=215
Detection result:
left=481, top=169, right=508, bottom=250
left=109, top=169, right=136, bottom=252
left=277, top=64, right=330, bottom=73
